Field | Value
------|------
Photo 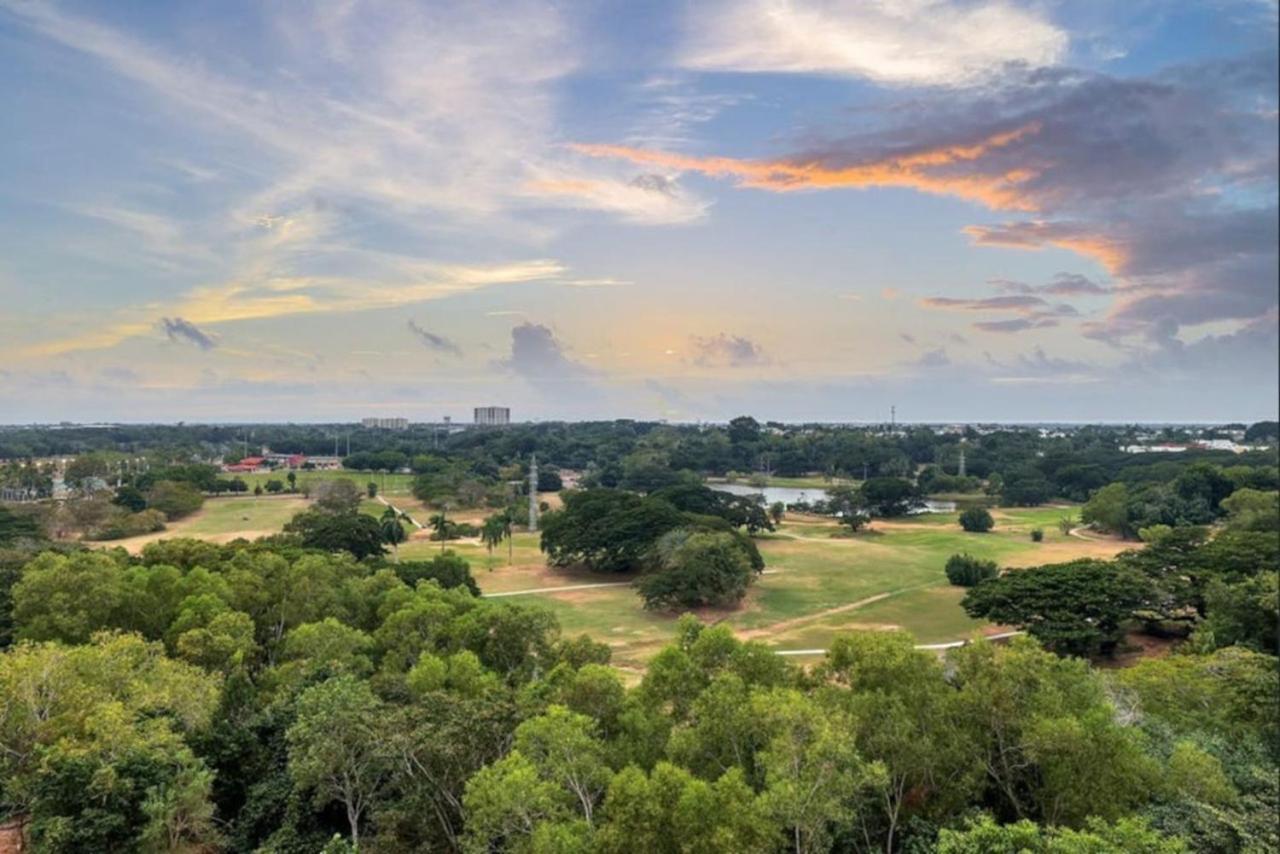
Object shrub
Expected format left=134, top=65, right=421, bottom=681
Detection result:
left=958, top=506, right=994, bottom=533
left=945, top=553, right=998, bottom=587
left=1030, top=528, right=1044, bottom=542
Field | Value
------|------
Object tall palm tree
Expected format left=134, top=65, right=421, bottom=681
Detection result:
left=379, top=506, right=406, bottom=561
left=429, top=508, right=449, bottom=553
left=481, top=514, right=505, bottom=571
left=500, top=509, right=514, bottom=564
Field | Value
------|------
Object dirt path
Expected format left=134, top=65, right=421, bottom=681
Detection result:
left=737, top=581, right=934, bottom=640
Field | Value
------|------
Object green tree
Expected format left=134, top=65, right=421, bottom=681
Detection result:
left=1082, top=483, right=1131, bottom=536
left=482, top=514, right=507, bottom=569
left=637, top=529, right=756, bottom=609
left=287, top=676, right=391, bottom=849
left=945, top=553, right=999, bottom=587
left=145, top=480, right=205, bottom=521
left=380, top=506, right=407, bottom=560
left=12, top=551, right=127, bottom=643
left=963, top=559, right=1153, bottom=656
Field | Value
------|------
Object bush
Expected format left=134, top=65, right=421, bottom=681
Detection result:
left=945, top=553, right=998, bottom=587
left=1030, top=528, right=1044, bottom=542
left=958, top=506, right=994, bottom=533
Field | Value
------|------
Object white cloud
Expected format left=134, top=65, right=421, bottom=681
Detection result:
left=679, top=0, right=1067, bottom=86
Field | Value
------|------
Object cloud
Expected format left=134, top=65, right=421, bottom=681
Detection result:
left=690, top=333, right=769, bottom=367
left=679, top=0, right=1067, bottom=87
left=406, top=320, right=462, bottom=356
left=991, top=273, right=1110, bottom=296
left=972, top=317, right=1060, bottom=333
left=498, top=323, right=597, bottom=400
left=910, top=348, right=951, bottom=368
left=160, top=317, right=218, bottom=350
left=571, top=122, right=1045, bottom=210
left=578, top=51, right=1277, bottom=356
left=920, top=287, right=1080, bottom=333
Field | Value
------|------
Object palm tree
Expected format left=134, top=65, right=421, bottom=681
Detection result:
left=500, top=509, right=514, bottom=564
left=481, top=514, right=505, bottom=571
left=429, top=508, right=450, bottom=553
left=379, top=506, right=406, bottom=561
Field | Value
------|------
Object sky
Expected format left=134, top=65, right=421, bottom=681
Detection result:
left=1, top=0, right=1277, bottom=424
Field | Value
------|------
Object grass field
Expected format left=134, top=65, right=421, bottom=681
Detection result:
left=234, top=469, right=417, bottom=496
left=400, top=504, right=1125, bottom=669
left=98, top=492, right=1123, bottom=668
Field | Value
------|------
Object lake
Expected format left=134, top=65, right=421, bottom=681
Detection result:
left=711, top=482, right=959, bottom=514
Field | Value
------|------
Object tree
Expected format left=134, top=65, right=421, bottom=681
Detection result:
left=429, top=509, right=450, bottom=553
left=1082, top=482, right=1131, bottom=536
left=287, top=471, right=297, bottom=492
left=482, top=514, right=506, bottom=569
left=394, top=552, right=480, bottom=596
left=1000, top=467, right=1054, bottom=507
left=962, top=560, right=1154, bottom=656
left=936, top=815, right=1187, bottom=853
left=113, top=484, right=147, bottom=513
left=146, top=480, right=205, bottom=521
left=959, top=506, right=994, bottom=533
left=367, top=481, right=377, bottom=498
left=769, top=501, right=785, bottom=526
left=637, top=529, right=756, bottom=609
left=859, top=478, right=922, bottom=517
left=285, top=510, right=386, bottom=560
left=313, top=479, right=364, bottom=515
left=12, top=551, right=126, bottom=643
left=380, top=507, right=407, bottom=559
left=287, top=676, right=391, bottom=849
left=540, top=490, right=685, bottom=573
left=945, top=553, right=998, bottom=587
left=1220, top=488, right=1279, bottom=532
left=1057, top=515, right=1076, bottom=536
left=828, top=485, right=871, bottom=532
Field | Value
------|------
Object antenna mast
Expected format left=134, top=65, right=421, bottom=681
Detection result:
left=528, top=454, right=539, bottom=532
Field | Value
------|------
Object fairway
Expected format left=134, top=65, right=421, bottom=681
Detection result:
left=411, top=505, right=1127, bottom=668
left=102, top=495, right=310, bottom=553
left=97, top=497, right=1126, bottom=668
left=233, top=469, right=417, bottom=496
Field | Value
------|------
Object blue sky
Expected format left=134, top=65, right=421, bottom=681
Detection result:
left=1, top=0, right=1276, bottom=423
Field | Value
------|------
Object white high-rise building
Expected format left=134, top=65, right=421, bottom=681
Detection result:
left=473, top=406, right=511, bottom=426
left=361, top=417, right=409, bottom=430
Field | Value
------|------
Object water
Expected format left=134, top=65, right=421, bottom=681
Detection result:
left=711, top=482, right=958, bottom=514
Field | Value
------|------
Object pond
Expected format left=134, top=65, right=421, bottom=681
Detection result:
left=711, top=482, right=960, bottom=514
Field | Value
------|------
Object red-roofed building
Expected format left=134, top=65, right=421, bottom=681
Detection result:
left=224, top=456, right=265, bottom=472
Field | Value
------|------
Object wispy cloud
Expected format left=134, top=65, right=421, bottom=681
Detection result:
left=160, top=317, right=217, bottom=350
left=679, top=0, right=1067, bottom=87
left=406, top=320, right=462, bottom=356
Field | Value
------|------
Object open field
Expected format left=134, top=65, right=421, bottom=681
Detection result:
left=233, top=469, right=417, bottom=496
left=93, top=496, right=1126, bottom=668
left=99, top=495, right=310, bottom=553
left=400, top=504, right=1126, bottom=668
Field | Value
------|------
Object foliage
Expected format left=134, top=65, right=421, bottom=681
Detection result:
left=637, top=529, right=756, bottom=609
left=146, top=480, right=205, bottom=521
left=540, top=489, right=686, bottom=572
left=945, top=553, right=999, bottom=587
left=962, top=560, right=1154, bottom=656
left=859, top=477, right=923, bottom=517
left=285, top=509, right=386, bottom=560
left=958, top=506, right=994, bottom=533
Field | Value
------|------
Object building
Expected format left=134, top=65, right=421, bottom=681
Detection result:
left=224, top=456, right=266, bottom=472
left=361, top=417, right=409, bottom=430
left=474, top=406, right=511, bottom=427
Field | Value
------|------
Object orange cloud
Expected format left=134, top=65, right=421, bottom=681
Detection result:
left=570, top=122, right=1043, bottom=211
left=962, top=222, right=1128, bottom=273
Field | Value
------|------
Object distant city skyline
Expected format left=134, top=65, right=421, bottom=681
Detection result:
left=1, top=1, right=1276, bottom=423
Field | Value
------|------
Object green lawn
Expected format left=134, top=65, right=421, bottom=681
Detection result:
left=106, top=495, right=1115, bottom=669
left=234, top=469, right=417, bottom=496
left=447, top=505, right=1119, bottom=668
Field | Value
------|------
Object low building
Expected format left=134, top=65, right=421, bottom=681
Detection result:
left=474, top=406, right=511, bottom=426
left=225, top=456, right=266, bottom=472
